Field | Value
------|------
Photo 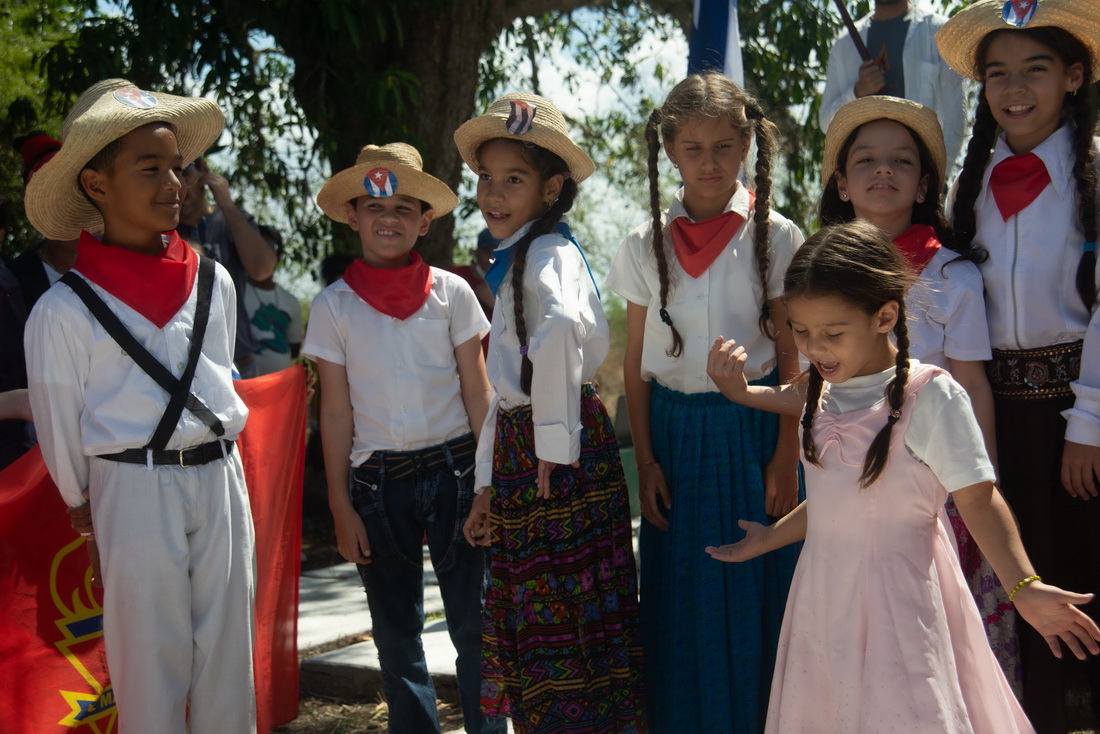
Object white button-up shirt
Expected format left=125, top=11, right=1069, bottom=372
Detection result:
left=25, top=259, right=248, bottom=508
left=303, top=268, right=489, bottom=466
left=967, top=125, right=1100, bottom=445
left=607, top=185, right=803, bottom=393
left=474, top=217, right=609, bottom=490
left=906, top=246, right=991, bottom=369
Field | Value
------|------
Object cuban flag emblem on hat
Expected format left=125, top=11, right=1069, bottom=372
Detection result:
left=113, top=89, right=159, bottom=109
left=364, top=167, right=398, bottom=197
left=506, top=101, right=536, bottom=135
left=1003, top=0, right=1037, bottom=27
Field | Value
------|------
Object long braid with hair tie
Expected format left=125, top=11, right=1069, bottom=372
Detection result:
left=801, top=366, right=825, bottom=467
left=750, top=110, right=777, bottom=338
left=951, top=95, right=999, bottom=251
left=1069, top=86, right=1099, bottom=311
left=511, top=175, right=580, bottom=396
left=859, top=302, right=911, bottom=487
left=646, top=108, right=684, bottom=357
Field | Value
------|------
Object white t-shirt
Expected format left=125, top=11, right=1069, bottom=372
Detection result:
left=905, top=247, right=991, bottom=369
left=473, top=217, right=609, bottom=490
left=25, top=260, right=248, bottom=508
left=820, top=361, right=995, bottom=492
left=302, top=267, right=489, bottom=466
left=607, top=185, right=804, bottom=393
left=243, top=281, right=303, bottom=375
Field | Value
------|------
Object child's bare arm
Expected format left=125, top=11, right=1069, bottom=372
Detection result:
left=954, top=481, right=1100, bottom=659
left=706, top=500, right=808, bottom=563
left=706, top=337, right=805, bottom=416
left=315, top=357, right=370, bottom=564
left=948, top=359, right=998, bottom=476
left=454, top=335, right=490, bottom=440
left=764, top=298, right=802, bottom=517
left=624, top=302, right=670, bottom=530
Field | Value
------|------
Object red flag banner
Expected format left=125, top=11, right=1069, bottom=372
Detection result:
left=0, top=365, right=307, bottom=732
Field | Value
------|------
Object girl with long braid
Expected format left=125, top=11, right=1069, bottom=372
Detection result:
left=606, top=74, right=803, bottom=732
left=937, top=2, right=1100, bottom=729
left=456, top=93, right=645, bottom=733
left=705, top=220, right=1100, bottom=733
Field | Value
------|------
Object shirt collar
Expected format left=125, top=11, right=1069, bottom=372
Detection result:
left=985, top=123, right=1074, bottom=204
left=492, top=214, right=572, bottom=254
left=669, top=183, right=750, bottom=224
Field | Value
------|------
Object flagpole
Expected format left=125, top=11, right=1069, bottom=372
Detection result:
left=832, top=0, right=872, bottom=61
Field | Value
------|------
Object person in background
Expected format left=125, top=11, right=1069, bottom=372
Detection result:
left=242, top=224, right=302, bottom=375
left=178, top=156, right=277, bottom=377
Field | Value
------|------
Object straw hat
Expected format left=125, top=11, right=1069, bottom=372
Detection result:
left=937, top=0, right=1100, bottom=81
left=453, top=92, right=595, bottom=183
left=316, top=143, right=457, bottom=222
left=822, top=96, right=947, bottom=187
left=25, top=78, right=224, bottom=241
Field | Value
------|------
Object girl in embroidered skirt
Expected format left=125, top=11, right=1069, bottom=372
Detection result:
left=937, top=1, right=1100, bottom=729
left=819, top=95, right=1020, bottom=690
left=457, top=93, right=645, bottom=734
left=705, top=220, right=1100, bottom=733
left=605, top=73, right=803, bottom=732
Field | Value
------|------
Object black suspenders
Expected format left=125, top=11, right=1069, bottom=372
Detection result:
left=60, top=256, right=225, bottom=451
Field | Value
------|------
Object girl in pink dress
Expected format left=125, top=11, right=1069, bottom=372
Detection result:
left=703, top=220, right=1100, bottom=733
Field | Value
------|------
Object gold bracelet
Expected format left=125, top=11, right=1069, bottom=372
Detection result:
left=1009, top=574, right=1041, bottom=603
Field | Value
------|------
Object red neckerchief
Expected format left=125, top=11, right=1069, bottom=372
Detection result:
left=73, top=230, right=198, bottom=328
left=343, top=252, right=433, bottom=320
left=670, top=191, right=755, bottom=278
left=892, top=224, right=941, bottom=276
left=989, top=152, right=1051, bottom=221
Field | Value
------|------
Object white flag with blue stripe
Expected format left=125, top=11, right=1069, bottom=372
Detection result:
left=687, top=0, right=744, bottom=86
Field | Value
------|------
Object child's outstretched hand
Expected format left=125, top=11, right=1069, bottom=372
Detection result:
left=463, top=490, right=492, bottom=547
left=707, top=337, right=749, bottom=402
left=705, top=519, right=769, bottom=563
left=1013, top=581, right=1100, bottom=660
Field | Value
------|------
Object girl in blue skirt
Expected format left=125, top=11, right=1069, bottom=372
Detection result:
left=606, top=73, right=803, bottom=733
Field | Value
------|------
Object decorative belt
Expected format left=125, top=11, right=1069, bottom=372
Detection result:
left=99, top=439, right=234, bottom=468
left=359, top=433, right=475, bottom=481
left=986, top=341, right=1082, bottom=399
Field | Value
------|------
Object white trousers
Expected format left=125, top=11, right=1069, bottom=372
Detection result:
left=89, top=450, right=256, bottom=734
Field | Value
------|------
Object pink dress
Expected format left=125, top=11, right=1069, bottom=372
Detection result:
left=766, top=364, right=1032, bottom=733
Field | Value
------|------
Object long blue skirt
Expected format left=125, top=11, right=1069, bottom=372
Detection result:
left=639, top=377, right=801, bottom=733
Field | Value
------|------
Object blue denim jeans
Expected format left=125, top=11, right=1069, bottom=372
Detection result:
left=351, top=435, right=505, bottom=734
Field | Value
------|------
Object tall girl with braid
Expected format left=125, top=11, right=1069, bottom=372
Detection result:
left=705, top=220, right=1100, bottom=734
left=606, top=73, right=803, bottom=732
left=456, top=93, right=645, bottom=733
left=937, top=1, right=1100, bottom=729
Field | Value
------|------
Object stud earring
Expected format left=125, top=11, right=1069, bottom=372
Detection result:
left=917, top=194, right=925, bottom=202
left=839, top=191, right=849, bottom=201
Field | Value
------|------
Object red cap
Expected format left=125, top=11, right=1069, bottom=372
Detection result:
left=15, top=132, right=62, bottom=183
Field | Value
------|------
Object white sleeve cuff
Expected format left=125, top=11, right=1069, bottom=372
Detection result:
left=533, top=422, right=582, bottom=466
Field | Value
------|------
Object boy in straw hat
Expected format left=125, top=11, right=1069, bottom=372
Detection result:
left=303, top=143, right=503, bottom=734
left=23, top=79, right=256, bottom=732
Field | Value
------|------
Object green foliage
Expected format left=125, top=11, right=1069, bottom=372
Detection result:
left=0, top=0, right=89, bottom=255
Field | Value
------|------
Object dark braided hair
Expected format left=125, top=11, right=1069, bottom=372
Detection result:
left=819, top=119, right=984, bottom=262
left=645, top=73, right=780, bottom=357
left=785, top=221, right=915, bottom=487
left=478, top=138, right=578, bottom=396
left=951, top=27, right=1098, bottom=309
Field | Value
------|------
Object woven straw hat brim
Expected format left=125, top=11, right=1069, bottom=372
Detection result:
left=25, top=81, right=224, bottom=241
left=453, top=92, right=595, bottom=183
left=937, top=0, right=1100, bottom=81
left=822, top=96, right=947, bottom=187
left=317, top=161, right=458, bottom=223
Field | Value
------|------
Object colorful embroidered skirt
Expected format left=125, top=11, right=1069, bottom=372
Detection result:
left=640, top=378, right=801, bottom=733
left=481, top=384, right=646, bottom=734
